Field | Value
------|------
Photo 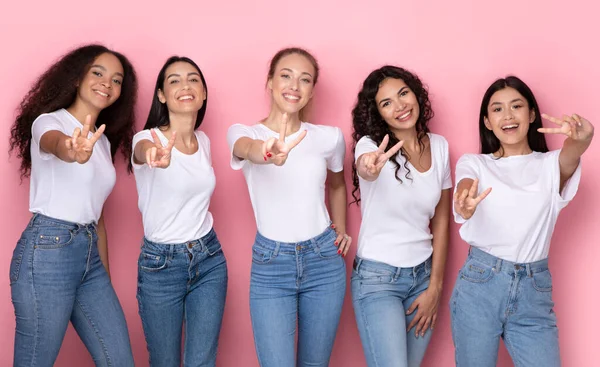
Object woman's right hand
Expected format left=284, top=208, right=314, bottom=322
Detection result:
left=146, top=129, right=177, bottom=169
left=262, top=113, right=307, bottom=166
left=356, top=134, right=404, bottom=181
left=64, top=115, right=106, bottom=164
left=453, top=179, right=491, bottom=220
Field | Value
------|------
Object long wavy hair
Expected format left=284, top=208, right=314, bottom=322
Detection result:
left=479, top=76, right=548, bottom=156
left=9, top=44, right=138, bottom=179
left=351, top=65, right=434, bottom=204
left=266, top=47, right=319, bottom=121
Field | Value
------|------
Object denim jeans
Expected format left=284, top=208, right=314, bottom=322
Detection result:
left=351, top=256, right=433, bottom=367
left=10, top=214, right=134, bottom=367
left=450, top=247, right=560, bottom=367
left=249, top=227, right=346, bottom=367
left=137, top=228, right=228, bottom=367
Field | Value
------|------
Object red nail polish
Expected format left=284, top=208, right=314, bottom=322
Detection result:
left=263, top=156, right=267, bottom=161
left=266, top=152, right=272, bottom=157
left=334, top=241, right=338, bottom=246
left=338, top=250, right=341, bottom=254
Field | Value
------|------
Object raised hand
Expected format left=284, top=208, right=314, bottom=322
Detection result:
left=357, top=134, right=404, bottom=180
left=262, top=113, right=307, bottom=166
left=146, top=129, right=177, bottom=168
left=454, top=179, right=491, bottom=220
left=538, top=113, right=594, bottom=141
left=64, top=114, right=106, bottom=164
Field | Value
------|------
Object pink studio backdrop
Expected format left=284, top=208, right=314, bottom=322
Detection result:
left=1, top=1, right=598, bottom=366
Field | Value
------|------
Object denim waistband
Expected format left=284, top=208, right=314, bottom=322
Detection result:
left=143, top=228, right=217, bottom=253
left=254, top=226, right=335, bottom=253
left=353, top=256, right=431, bottom=278
left=29, top=213, right=97, bottom=232
left=468, top=246, right=548, bottom=276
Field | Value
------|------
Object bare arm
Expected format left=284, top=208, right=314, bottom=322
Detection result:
left=327, top=170, right=351, bottom=256
left=39, top=115, right=106, bottom=164
left=232, top=137, right=272, bottom=164
left=429, top=189, right=451, bottom=291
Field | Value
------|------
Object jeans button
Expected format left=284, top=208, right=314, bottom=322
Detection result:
left=514, top=265, right=521, bottom=270
left=188, top=243, right=193, bottom=249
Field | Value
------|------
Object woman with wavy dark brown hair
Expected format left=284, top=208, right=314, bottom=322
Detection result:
left=8, top=44, right=137, bottom=367
left=350, top=65, right=451, bottom=367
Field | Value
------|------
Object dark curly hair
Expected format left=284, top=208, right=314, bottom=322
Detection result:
left=351, top=65, right=434, bottom=204
left=9, top=44, right=138, bottom=179
left=479, top=76, right=548, bottom=156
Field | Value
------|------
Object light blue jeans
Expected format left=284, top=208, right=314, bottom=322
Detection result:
left=137, top=228, right=228, bottom=367
left=450, top=247, right=560, bottom=367
left=10, top=214, right=134, bottom=367
left=351, top=256, right=433, bottom=367
left=249, top=227, right=346, bottom=367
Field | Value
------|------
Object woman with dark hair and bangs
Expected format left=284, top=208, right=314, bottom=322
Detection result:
left=8, top=44, right=137, bottom=366
left=227, top=47, right=349, bottom=367
left=350, top=65, right=451, bottom=367
left=132, top=56, right=227, bottom=367
left=450, top=76, right=594, bottom=366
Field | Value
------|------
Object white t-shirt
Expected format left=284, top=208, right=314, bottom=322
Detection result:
left=227, top=122, right=345, bottom=242
left=29, top=109, right=116, bottom=224
left=355, top=134, right=452, bottom=267
left=454, top=150, right=581, bottom=262
left=132, top=128, right=215, bottom=244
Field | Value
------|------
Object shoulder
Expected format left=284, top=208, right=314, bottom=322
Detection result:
left=304, top=122, right=341, bottom=137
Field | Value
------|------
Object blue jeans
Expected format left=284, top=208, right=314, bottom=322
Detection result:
left=249, top=227, right=346, bottom=367
left=10, top=214, right=134, bottom=367
left=450, top=247, right=560, bottom=367
left=351, top=256, right=433, bottom=367
left=137, top=228, right=228, bottom=367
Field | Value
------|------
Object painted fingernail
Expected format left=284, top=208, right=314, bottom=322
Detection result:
left=263, top=156, right=267, bottom=161
left=337, top=250, right=341, bottom=254
left=330, top=224, right=336, bottom=229
left=266, top=152, right=272, bottom=157
left=334, top=241, right=338, bottom=246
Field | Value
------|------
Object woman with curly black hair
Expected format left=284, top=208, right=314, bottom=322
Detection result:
left=350, top=65, right=451, bottom=367
left=8, top=44, right=137, bottom=366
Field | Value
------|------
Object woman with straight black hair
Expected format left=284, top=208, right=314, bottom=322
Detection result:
left=132, top=56, right=227, bottom=367
left=450, top=75, right=594, bottom=366
left=8, top=44, right=137, bottom=367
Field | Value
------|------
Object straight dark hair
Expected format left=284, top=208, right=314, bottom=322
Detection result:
left=479, top=76, right=548, bottom=155
left=144, top=56, right=207, bottom=131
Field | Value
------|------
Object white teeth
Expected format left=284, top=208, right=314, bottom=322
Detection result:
left=502, top=124, right=518, bottom=130
left=398, top=111, right=411, bottom=119
left=178, top=95, right=194, bottom=100
left=283, top=94, right=300, bottom=100
left=94, top=90, right=108, bottom=97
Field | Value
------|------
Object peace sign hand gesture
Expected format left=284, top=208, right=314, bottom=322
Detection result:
left=357, top=134, right=404, bottom=181
left=262, top=113, right=307, bottom=166
left=146, top=130, right=177, bottom=169
left=538, top=113, right=594, bottom=142
left=454, top=179, right=492, bottom=220
left=64, top=115, right=106, bottom=164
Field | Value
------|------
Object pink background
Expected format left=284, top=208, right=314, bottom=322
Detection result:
left=1, top=1, right=598, bottom=366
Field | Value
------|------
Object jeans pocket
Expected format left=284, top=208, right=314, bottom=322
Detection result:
left=532, top=270, right=553, bottom=292
left=251, top=245, right=276, bottom=264
left=460, top=259, right=494, bottom=283
left=35, top=228, right=75, bottom=249
left=9, top=239, right=27, bottom=284
left=358, top=268, right=392, bottom=285
left=139, top=249, right=168, bottom=272
left=316, top=239, right=340, bottom=259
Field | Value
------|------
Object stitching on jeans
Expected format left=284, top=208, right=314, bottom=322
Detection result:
left=31, top=227, right=40, bottom=366
left=503, top=332, right=522, bottom=367
left=76, top=299, right=112, bottom=366
left=359, top=301, right=381, bottom=367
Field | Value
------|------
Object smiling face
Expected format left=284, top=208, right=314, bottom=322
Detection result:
left=76, top=52, right=124, bottom=111
left=484, top=87, right=535, bottom=147
left=158, top=61, right=206, bottom=114
left=267, top=53, right=316, bottom=115
left=375, top=77, right=420, bottom=133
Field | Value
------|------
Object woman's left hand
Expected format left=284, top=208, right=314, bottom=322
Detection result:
left=331, top=224, right=352, bottom=257
left=539, top=113, right=594, bottom=141
left=406, top=285, right=442, bottom=337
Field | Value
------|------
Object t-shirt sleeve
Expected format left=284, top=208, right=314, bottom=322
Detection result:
left=326, top=127, right=346, bottom=172
left=226, top=124, right=255, bottom=170
left=354, top=136, right=378, bottom=162
left=31, top=114, right=66, bottom=160
left=440, top=136, right=453, bottom=190
left=198, top=131, right=212, bottom=165
left=453, top=154, right=480, bottom=224
left=131, top=130, right=153, bottom=169
left=547, top=149, right=581, bottom=209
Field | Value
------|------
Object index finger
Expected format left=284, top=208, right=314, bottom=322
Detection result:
left=81, top=115, right=92, bottom=137
left=377, top=134, right=390, bottom=153
left=89, top=124, right=106, bottom=145
left=279, top=113, right=288, bottom=142
left=541, top=113, right=566, bottom=127
left=382, top=140, right=404, bottom=160
left=165, top=131, right=177, bottom=151
left=287, top=129, right=307, bottom=150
